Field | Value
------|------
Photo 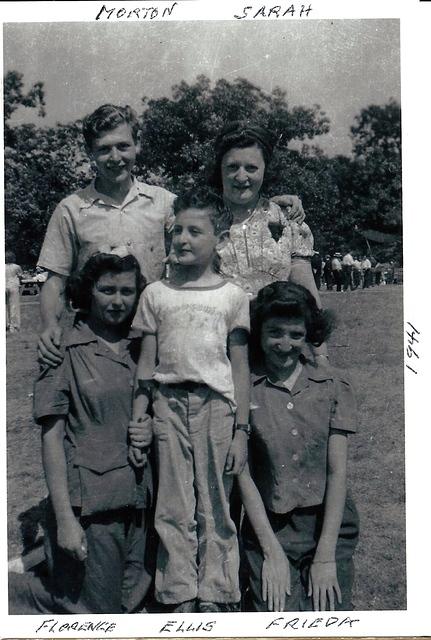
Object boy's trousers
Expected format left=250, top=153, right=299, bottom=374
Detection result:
left=152, top=382, right=240, bottom=604
left=242, top=494, right=359, bottom=611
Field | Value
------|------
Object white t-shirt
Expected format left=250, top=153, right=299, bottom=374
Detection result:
left=132, top=280, right=250, bottom=408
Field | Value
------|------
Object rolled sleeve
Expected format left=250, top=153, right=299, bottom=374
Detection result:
left=291, top=221, right=314, bottom=259
left=330, top=377, right=357, bottom=434
left=33, top=361, right=70, bottom=423
left=37, top=202, right=78, bottom=276
left=132, top=288, right=158, bottom=334
left=163, top=190, right=176, bottom=232
left=229, top=288, right=250, bottom=333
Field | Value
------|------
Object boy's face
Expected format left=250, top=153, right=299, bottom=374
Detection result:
left=172, top=208, right=225, bottom=267
left=89, top=123, right=140, bottom=188
left=261, top=316, right=306, bottom=375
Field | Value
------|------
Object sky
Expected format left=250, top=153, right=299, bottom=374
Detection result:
left=3, top=19, right=400, bottom=156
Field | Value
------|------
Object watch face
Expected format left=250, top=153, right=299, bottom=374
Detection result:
left=236, top=424, right=251, bottom=435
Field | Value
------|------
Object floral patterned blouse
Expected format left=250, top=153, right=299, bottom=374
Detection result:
left=218, top=198, right=314, bottom=295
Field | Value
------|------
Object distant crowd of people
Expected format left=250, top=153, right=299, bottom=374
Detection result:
left=311, top=251, right=398, bottom=293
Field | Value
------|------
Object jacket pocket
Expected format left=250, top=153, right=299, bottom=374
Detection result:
left=74, top=440, right=136, bottom=516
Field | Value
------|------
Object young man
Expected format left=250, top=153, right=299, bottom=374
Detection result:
left=37, top=104, right=176, bottom=366
left=37, top=104, right=306, bottom=366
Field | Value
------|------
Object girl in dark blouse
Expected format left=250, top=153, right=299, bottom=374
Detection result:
left=238, top=282, right=359, bottom=612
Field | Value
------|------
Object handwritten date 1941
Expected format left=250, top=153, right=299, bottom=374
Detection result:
left=234, top=4, right=312, bottom=19
left=405, top=322, right=420, bottom=375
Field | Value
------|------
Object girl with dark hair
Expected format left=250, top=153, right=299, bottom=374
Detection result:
left=210, top=121, right=320, bottom=301
left=238, top=281, right=359, bottom=612
left=9, top=252, right=154, bottom=614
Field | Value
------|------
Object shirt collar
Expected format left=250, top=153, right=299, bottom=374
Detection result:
left=64, top=318, right=141, bottom=347
left=79, top=178, right=155, bottom=210
left=252, top=356, right=334, bottom=391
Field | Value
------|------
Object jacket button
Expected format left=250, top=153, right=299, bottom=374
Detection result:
left=287, top=402, right=294, bottom=410
left=291, top=428, right=298, bottom=436
left=292, top=453, right=299, bottom=461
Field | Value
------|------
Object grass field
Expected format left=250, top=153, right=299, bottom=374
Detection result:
left=5, top=285, right=406, bottom=610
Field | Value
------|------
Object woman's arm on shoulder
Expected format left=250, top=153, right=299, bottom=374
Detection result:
left=289, top=258, right=322, bottom=308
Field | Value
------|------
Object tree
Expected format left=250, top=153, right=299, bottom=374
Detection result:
left=4, top=71, right=46, bottom=147
left=349, top=100, right=402, bottom=232
left=137, top=75, right=330, bottom=192
left=4, top=72, right=89, bottom=264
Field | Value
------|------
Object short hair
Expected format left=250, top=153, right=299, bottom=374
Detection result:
left=173, top=186, right=233, bottom=235
left=250, top=281, right=334, bottom=365
left=66, top=253, right=145, bottom=315
left=82, top=104, right=140, bottom=149
left=210, top=121, right=276, bottom=192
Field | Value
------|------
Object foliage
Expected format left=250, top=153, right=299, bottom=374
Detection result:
left=3, top=71, right=401, bottom=265
left=349, top=100, right=402, bottom=234
left=137, top=75, right=330, bottom=191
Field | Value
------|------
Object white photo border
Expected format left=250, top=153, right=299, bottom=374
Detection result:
left=1, top=0, right=429, bottom=637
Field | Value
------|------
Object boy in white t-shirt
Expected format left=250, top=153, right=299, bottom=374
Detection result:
left=129, top=188, right=250, bottom=612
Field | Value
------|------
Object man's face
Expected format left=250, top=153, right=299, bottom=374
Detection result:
left=89, top=123, right=139, bottom=189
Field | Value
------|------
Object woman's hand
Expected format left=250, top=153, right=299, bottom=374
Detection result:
left=128, top=416, right=153, bottom=448
left=308, top=561, right=341, bottom=611
left=270, top=195, right=305, bottom=224
left=57, top=517, right=87, bottom=562
left=225, top=431, right=248, bottom=475
left=262, top=545, right=291, bottom=611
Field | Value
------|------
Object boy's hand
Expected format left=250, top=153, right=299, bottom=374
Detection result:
left=128, top=445, right=148, bottom=468
left=128, top=416, right=153, bottom=448
left=225, top=431, right=248, bottom=475
left=38, top=324, right=64, bottom=367
left=262, top=545, right=291, bottom=612
left=308, top=561, right=341, bottom=611
left=57, top=517, right=87, bottom=562
left=270, top=195, right=305, bottom=224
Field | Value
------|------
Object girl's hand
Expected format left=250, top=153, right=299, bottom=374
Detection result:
left=262, top=545, right=291, bottom=612
left=57, top=518, right=87, bottom=562
left=308, top=561, right=341, bottom=611
left=225, top=431, right=248, bottom=475
left=128, top=445, right=147, bottom=468
left=128, top=416, right=153, bottom=448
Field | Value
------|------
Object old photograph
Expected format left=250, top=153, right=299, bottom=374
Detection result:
left=2, top=5, right=414, bottom=635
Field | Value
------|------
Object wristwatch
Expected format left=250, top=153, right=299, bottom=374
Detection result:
left=235, top=423, right=252, bottom=437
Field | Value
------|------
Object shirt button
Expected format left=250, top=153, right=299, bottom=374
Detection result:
left=291, top=428, right=298, bottom=436
left=287, top=402, right=294, bottom=410
left=292, top=478, right=298, bottom=484
left=127, top=241, right=132, bottom=246
left=292, top=453, right=299, bottom=461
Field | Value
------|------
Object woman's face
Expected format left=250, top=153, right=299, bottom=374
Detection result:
left=221, top=143, right=265, bottom=208
left=261, top=316, right=306, bottom=376
left=90, top=270, right=138, bottom=328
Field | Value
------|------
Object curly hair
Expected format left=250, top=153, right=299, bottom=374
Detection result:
left=65, top=253, right=145, bottom=315
left=173, top=186, right=233, bottom=235
left=209, top=120, right=276, bottom=192
left=82, top=104, right=140, bottom=149
left=250, top=281, right=334, bottom=366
